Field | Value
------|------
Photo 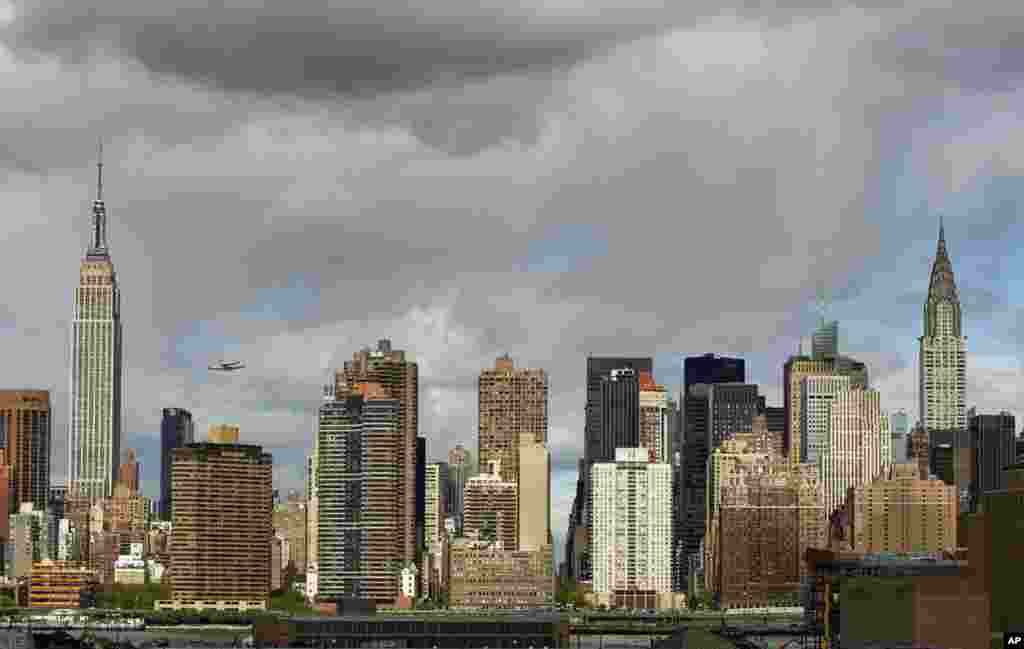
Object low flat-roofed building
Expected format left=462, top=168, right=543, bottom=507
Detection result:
left=448, top=540, right=554, bottom=609
left=29, top=560, right=97, bottom=609
left=804, top=549, right=986, bottom=648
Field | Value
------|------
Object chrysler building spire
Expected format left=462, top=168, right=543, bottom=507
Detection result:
left=90, top=140, right=108, bottom=256
left=919, top=215, right=967, bottom=437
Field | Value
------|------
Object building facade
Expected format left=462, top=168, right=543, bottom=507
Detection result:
left=68, top=159, right=123, bottom=503
left=316, top=383, right=402, bottom=604
left=844, top=463, right=957, bottom=554
left=819, top=389, right=890, bottom=519
left=919, top=221, right=967, bottom=433
left=800, top=375, right=851, bottom=465
left=0, top=390, right=51, bottom=513
left=812, top=320, right=839, bottom=359
left=591, top=448, right=672, bottom=600
left=424, top=462, right=449, bottom=547
left=448, top=541, right=554, bottom=609
left=784, top=355, right=868, bottom=465
left=159, top=408, right=194, bottom=521
left=969, top=410, right=1016, bottom=499
left=165, top=439, right=273, bottom=610
left=463, top=462, right=517, bottom=551
left=447, top=445, right=473, bottom=534
left=639, top=373, right=671, bottom=463
left=478, top=356, right=547, bottom=485
left=517, top=433, right=550, bottom=551
left=891, top=410, right=910, bottom=464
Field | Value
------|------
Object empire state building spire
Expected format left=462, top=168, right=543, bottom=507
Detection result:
left=89, top=140, right=109, bottom=256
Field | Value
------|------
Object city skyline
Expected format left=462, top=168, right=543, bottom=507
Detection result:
left=2, top=2, right=1024, bottom=574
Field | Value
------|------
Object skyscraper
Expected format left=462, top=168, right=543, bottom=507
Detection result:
left=591, top=448, right=672, bottom=605
left=337, top=340, right=418, bottom=573
left=118, top=448, right=139, bottom=494
left=683, top=354, right=745, bottom=397
left=639, top=373, right=670, bottom=463
left=160, top=408, right=194, bottom=521
left=317, top=382, right=402, bottom=603
left=800, top=376, right=851, bottom=465
left=517, top=432, right=551, bottom=551
left=818, top=388, right=890, bottom=518
left=167, top=431, right=272, bottom=609
left=969, top=411, right=1016, bottom=500
left=891, top=410, right=910, bottom=464
left=919, top=219, right=967, bottom=433
left=424, top=463, right=449, bottom=546
left=811, top=320, right=839, bottom=359
left=68, top=154, right=123, bottom=502
left=446, top=445, right=473, bottom=534
left=598, top=369, right=641, bottom=462
left=575, top=356, right=652, bottom=582
left=783, top=355, right=868, bottom=464
left=416, top=436, right=426, bottom=551
left=0, top=390, right=51, bottom=513
left=478, top=356, right=548, bottom=484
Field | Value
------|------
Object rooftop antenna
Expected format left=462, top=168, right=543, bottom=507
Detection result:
left=97, top=139, right=103, bottom=201
left=815, top=281, right=830, bottom=325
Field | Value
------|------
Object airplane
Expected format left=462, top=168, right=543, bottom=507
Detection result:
left=209, top=360, right=245, bottom=371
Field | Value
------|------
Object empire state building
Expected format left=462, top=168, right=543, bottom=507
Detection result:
left=918, top=219, right=967, bottom=433
left=68, top=153, right=123, bottom=501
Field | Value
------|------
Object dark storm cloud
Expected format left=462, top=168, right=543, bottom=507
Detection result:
left=3, top=2, right=896, bottom=100
left=3, top=1, right=900, bottom=157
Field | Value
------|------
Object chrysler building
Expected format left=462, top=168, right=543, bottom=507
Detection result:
left=918, top=218, right=966, bottom=432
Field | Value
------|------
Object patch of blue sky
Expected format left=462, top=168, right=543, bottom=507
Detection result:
left=515, top=222, right=608, bottom=274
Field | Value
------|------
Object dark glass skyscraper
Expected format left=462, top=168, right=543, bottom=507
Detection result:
left=683, top=354, right=745, bottom=397
left=597, top=369, right=640, bottom=463
left=160, top=408, right=194, bottom=520
left=970, top=411, right=1016, bottom=499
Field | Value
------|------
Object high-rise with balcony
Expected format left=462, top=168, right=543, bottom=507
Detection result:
left=0, top=391, right=51, bottom=513
left=68, top=154, right=123, bottom=502
left=478, top=355, right=547, bottom=485
left=159, top=408, right=194, bottom=521
left=316, top=382, right=401, bottom=604
left=336, top=340, right=418, bottom=571
left=590, top=448, right=672, bottom=606
left=919, top=220, right=967, bottom=433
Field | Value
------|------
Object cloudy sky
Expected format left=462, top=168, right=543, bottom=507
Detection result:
left=1, top=1, right=1022, bottom=562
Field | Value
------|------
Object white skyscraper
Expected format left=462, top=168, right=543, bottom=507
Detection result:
left=801, top=375, right=851, bottom=464
left=819, top=389, right=891, bottom=518
left=591, top=448, right=672, bottom=597
left=919, top=219, right=967, bottom=432
left=68, top=152, right=123, bottom=502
